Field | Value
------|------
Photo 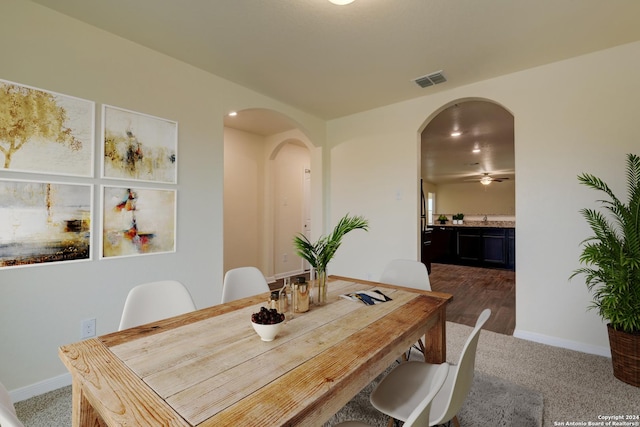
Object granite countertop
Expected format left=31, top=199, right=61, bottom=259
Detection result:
left=430, top=221, right=515, bottom=228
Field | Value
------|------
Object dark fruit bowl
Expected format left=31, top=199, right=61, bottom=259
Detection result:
left=251, top=307, right=284, bottom=341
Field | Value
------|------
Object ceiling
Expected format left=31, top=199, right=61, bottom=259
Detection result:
left=421, top=101, right=514, bottom=185
left=27, top=0, right=640, bottom=181
left=29, top=0, right=640, bottom=121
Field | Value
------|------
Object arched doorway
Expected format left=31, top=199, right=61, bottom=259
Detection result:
left=421, top=100, right=514, bottom=216
left=420, top=99, right=516, bottom=335
left=223, top=108, right=318, bottom=283
left=269, top=139, right=311, bottom=279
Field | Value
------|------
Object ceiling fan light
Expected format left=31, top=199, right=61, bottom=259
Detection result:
left=329, top=0, right=354, bottom=4
left=480, top=176, right=492, bottom=185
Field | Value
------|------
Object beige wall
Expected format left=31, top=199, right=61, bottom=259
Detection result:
left=224, top=128, right=311, bottom=281
left=224, top=128, right=312, bottom=281
left=223, top=127, right=264, bottom=273
left=0, top=0, right=325, bottom=395
left=436, top=180, right=515, bottom=215
left=327, top=40, right=640, bottom=357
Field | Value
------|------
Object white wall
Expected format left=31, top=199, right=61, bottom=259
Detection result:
left=327, top=41, right=640, bottom=355
left=0, top=0, right=324, bottom=396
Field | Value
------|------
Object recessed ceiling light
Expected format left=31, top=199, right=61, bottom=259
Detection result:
left=450, top=131, right=462, bottom=137
left=472, top=148, right=481, bottom=153
left=329, top=0, right=354, bottom=4
left=228, top=111, right=237, bottom=117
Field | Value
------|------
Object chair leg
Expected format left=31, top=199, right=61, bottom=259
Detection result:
left=386, top=417, right=395, bottom=427
left=452, top=415, right=460, bottom=427
left=417, top=338, right=425, bottom=354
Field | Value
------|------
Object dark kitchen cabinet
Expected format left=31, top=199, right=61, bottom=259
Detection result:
left=482, top=228, right=507, bottom=267
left=429, top=226, right=515, bottom=270
left=457, top=228, right=482, bottom=263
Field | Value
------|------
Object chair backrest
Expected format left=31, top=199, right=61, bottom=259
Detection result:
left=380, top=259, right=431, bottom=291
left=0, top=381, right=24, bottom=427
left=118, top=280, right=196, bottom=330
left=404, top=363, right=449, bottom=427
left=221, top=267, right=270, bottom=303
left=431, top=308, right=491, bottom=425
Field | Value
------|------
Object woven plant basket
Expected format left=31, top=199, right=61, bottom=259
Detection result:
left=607, top=324, right=640, bottom=387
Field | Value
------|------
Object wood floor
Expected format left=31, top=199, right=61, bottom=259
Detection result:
left=429, top=263, right=515, bottom=335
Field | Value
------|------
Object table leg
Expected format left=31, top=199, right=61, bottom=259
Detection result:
left=71, top=377, right=106, bottom=427
left=423, top=306, right=446, bottom=363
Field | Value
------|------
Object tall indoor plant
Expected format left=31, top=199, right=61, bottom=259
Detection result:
left=571, top=153, right=640, bottom=387
left=293, top=214, right=369, bottom=304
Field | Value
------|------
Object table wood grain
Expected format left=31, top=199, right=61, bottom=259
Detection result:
left=59, top=276, right=452, bottom=427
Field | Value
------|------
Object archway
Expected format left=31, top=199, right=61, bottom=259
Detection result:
left=223, top=108, right=319, bottom=283
left=269, top=138, right=312, bottom=279
left=420, top=99, right=515, bottom=227
left=419, top=99, right=516, bottom=334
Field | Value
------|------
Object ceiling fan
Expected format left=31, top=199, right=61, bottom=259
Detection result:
left=466, top=173, right=510, bottom=185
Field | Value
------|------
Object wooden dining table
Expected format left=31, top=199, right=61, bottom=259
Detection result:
left=59, top=275, right=452, bottom=427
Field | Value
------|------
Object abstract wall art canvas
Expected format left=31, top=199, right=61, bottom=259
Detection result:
left=101, top=186, right=176, bottom=258
left=0, top=179, right=92, bottom=268
left=102, top=105, right=177, bottom=184
left=0, top=79, right=95, bottom=177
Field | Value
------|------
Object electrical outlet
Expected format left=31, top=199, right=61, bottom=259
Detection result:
left=283, top=253, right=288, bottom=262
left=81, top=318, right=96, bottom=339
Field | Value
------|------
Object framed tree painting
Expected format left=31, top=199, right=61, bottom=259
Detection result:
left=0, top=79, right=95, bottom=177
left=101, top=185, right=176, bottom=259
left=0, top=179, right=92, bottom=268
left=102, top=105, right=178, bottom=184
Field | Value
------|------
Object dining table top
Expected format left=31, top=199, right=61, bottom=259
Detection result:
left=59, top=275, right=452, bottom=427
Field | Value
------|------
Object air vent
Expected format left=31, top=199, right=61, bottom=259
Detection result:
left=413, top=70, right=447, bottom=88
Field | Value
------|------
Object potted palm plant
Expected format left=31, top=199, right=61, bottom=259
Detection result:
left=293, top=214, right=369, bottom=305
left=571, top=153, right=640, bottom=387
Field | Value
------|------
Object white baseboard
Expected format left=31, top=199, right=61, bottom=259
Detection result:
left=513, top=329, right=611, bottom=358
left=10, top=372, right=71, bottom=403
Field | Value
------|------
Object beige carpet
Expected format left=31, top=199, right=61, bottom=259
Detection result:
left=14, top=322, right=639, bottom=426
left=325, top=352, right=543, bottom=426
left=446, top=322, right=639, bottom=425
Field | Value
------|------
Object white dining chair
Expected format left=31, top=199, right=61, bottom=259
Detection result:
left=380, top=259, right=431, bottom=291
left=370, top=309, right=491, bottom=427
left=118, top=280, right=197, bottom=330
left=0, top=380, right=24, bottom=427
left=380, top=259, right=431, bottom=357
left=221, top=266, right=270, bottom=303
left=334, top=363, right=450, bottom=427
